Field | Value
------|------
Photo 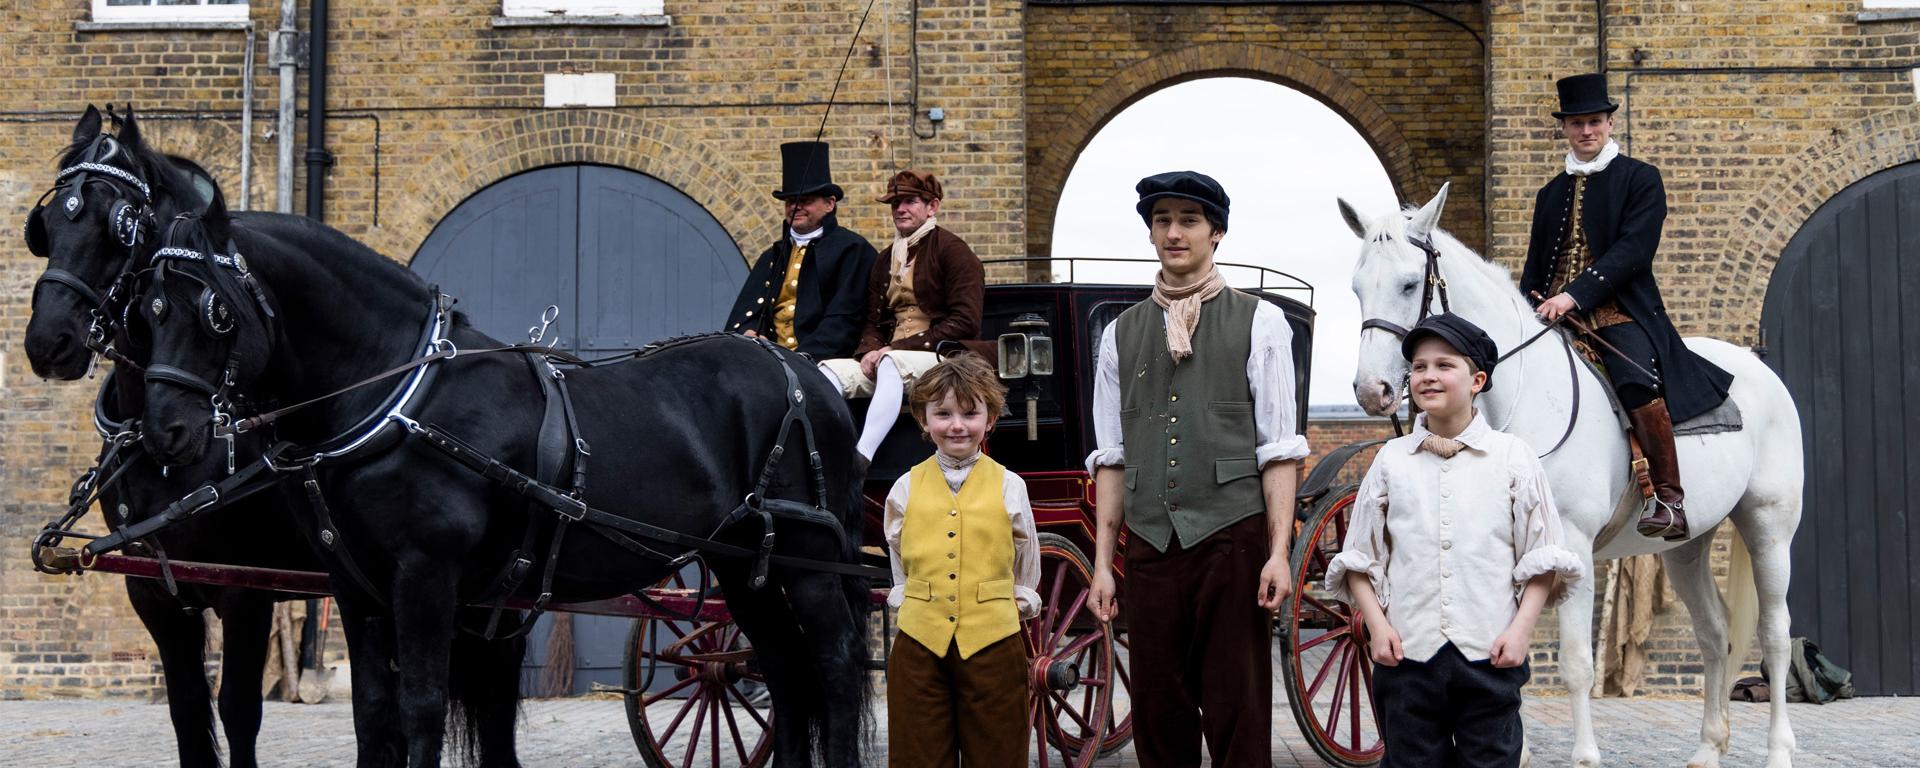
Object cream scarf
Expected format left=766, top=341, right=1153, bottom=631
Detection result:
left=1151, top=267, right=1227, bottom=364
left=890, top=216, right=939, bottom=279
left=1565, top=139, right=1621, bottom=177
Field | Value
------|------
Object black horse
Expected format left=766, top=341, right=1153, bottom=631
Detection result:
left=23, top=107, right=528, bottom=768
left=121, top=142, right=874, bottom=765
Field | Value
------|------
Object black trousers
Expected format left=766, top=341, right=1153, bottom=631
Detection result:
left=1592, top=321, right=1661, bottom=410
left=1373, top=642, right=1529, bottom=768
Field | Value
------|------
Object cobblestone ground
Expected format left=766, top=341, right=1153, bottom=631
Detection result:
left=3, top=691, right=1915, bottom=767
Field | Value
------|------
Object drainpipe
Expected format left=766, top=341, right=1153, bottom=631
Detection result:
left=238, top=22, right=255, bottom=210
left=276, top=0, right=297, bottom=214
left=304, top=0, right=332, bottom=222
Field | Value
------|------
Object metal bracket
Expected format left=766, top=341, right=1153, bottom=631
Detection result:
left=268, top=31, right=310, bottom=68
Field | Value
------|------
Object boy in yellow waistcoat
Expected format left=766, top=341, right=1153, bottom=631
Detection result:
left=882, top=354, right=1041, bottom=767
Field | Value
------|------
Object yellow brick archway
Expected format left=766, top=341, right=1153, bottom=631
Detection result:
left=1714, top=106, right=1920, bottom=342
left=366, top=110, right=762, bottom=267
left=1026, top=42, right=1421, bottom=264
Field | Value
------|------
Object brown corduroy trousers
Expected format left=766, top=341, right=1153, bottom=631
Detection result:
left=886, top=633, right=1029, bottom=767
left=1124, top=513, right=1274, bottom=768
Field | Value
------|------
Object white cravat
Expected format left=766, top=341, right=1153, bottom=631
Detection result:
left=1565, top=139, right=1621, bottom=177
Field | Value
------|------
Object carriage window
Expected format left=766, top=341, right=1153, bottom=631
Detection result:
left=502, top=0, right=666, bottom=18
left=92, top=0, right=248, bottom=24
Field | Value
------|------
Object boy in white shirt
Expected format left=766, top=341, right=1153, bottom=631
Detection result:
left=1326, top=313, right=1586, bottom=767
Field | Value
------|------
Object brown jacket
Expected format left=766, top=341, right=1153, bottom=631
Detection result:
left=855, top=226, right=985, bottom=357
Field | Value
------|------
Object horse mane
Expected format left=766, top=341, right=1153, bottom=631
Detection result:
left=235, top=211, right=434, bottom=298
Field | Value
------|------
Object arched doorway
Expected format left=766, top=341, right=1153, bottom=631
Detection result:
left=412, top=164, right=743, bottom=353
left=1760, top=160, right=1920, bottom=696
left=1049, top=76, right=1398, bottom=408
left=410, top=164, right=744, bottom=694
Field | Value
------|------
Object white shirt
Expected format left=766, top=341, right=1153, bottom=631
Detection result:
left=883, top=451, right=1043, bottom=619
left=1085, top=299, right=1311, bottom=473
left=1324, top=410, right=1587, bottom=662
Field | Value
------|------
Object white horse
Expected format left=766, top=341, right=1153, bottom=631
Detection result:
left=1339, top=184, right=1802, bottom=768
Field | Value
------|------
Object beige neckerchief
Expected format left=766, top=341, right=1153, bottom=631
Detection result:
left=890, top=216, right=939, bottom=280
left=1150, top=267, right=1227, bottom=364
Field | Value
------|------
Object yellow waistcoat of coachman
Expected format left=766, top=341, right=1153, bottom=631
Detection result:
left=896, top=455, right=1022, bottom=659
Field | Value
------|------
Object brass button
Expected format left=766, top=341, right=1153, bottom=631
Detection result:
left=947, top=552, right=956, bottom=559
left=745, top=311, right=754, bottom=318
left=1169, top=416, right=1178, bottom=424
left=1169, top=437, right=1179, bottom=446
left=756, top=298, right=764, bottom=304
left=948, top=596, right=956, bottom=602
left=1170, top=395, right=1179, bottom=402
left=1168, top=459, right=1178, bottom=468
left=949, top=509, right=958, bottom=516
left=947, top=615, right=956, bottom=622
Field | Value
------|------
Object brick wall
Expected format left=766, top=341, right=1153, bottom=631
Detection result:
left=1024, top=1, right=1490, bottom=276
left=0, top=0, right=1024, bottom=699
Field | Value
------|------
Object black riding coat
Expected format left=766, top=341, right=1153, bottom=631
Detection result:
left=1520, top=154, right=1733, bottom=422
left=724, top=213, right=878, bottom=359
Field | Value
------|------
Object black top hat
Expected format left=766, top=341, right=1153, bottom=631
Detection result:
left=1402, top=313, right=1500, bottom=392
left=1134, top=170, right=1230, bottom=231
left=1552, top=73, right=1618, bottom=119
left=773, top=141, right=844, bottom=200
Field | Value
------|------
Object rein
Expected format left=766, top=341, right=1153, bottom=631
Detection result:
left=1360, top=233, right=1583, bottom=458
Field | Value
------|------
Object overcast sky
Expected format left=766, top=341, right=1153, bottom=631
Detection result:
left=1049, top=77, right=1402, bottom=407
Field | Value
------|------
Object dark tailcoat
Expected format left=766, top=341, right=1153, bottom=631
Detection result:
left=724, top=213, right=879, bottom=359
left=1520, top=155, right=1733, bottom=422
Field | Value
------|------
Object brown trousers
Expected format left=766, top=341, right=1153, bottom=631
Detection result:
left=1125, top=513, right=1273, bottom=768
left=886, top=632, right=1029, bottom=767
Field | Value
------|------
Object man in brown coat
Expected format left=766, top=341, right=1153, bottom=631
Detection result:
left=817, top=170, right=984, bottom=459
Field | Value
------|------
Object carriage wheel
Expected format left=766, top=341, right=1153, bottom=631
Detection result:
left=624, top=568, right=773, bottom=768
left=1025, top=533, right=1126, bottom=767
left=1281, top=483, right=1385, bottom=767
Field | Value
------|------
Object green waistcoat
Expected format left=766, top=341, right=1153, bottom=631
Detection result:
left=1114, top=288, right=1264, bottom=552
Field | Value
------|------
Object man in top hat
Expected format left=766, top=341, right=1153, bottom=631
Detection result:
left=817, top=169, right=984, bottom=460
left=725, top=141, right=879, bottom=359
left=1084, top=171, right=1308, bottom=767
left=1522, top=73, right=1734, bottom=541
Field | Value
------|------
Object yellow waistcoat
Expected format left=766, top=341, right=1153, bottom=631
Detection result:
left=897, top=455, right=1021, bottom=659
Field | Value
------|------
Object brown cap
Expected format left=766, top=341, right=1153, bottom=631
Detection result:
left=877, top=170, right=943, bottom=204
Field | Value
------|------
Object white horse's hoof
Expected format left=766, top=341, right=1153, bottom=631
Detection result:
left=1573, top=747, right=1602, bottom=768
left=1686, top=746, right=1723, bottom=768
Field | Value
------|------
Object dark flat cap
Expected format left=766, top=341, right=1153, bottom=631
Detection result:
left=1135, top=171, right=1229, bottom=231
left=1402, top=313, right=1500, bottom=391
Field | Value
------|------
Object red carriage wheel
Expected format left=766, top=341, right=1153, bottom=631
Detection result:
left=1025, top=532, right=1122, bottom=767
left=1281, top=484, right=1385, bottom=767
left=624, top=567, right=773, bottom=768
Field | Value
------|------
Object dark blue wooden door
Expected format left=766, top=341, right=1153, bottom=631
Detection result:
left=411, top=164, right=744, bottom=694
left=1761, top=161, right=1920, bottom=696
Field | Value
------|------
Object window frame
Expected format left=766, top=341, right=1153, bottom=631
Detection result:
left=501, top=0, right=664, bottom=18
left=91, top=0, right=250, bottom=24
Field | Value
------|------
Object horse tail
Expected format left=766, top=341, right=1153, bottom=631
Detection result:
left=445, top=614, right=527, bottom=768
left=1724, top=526, right=1760, bottom=687
left=841, top=467, right=877, bottom=749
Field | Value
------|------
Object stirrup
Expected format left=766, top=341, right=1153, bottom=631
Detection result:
left=1636, top=498, right=1689, bottom=541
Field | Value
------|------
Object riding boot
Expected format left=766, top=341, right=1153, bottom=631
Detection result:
left=1629, top=399, right=1690, bottom=541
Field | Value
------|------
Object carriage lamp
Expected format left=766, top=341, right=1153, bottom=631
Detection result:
left=998, top=313, right=1054, bottom=440
left=997, top=313, right=1055, bottom=379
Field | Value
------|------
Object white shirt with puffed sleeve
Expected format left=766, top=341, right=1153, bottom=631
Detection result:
left=1323, top=410, right=1587, bottom=663
left=1084, top=300, right=1310, bottom=473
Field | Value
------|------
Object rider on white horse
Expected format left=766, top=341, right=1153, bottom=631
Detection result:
left=1523, top=72, right=1736, bottom=542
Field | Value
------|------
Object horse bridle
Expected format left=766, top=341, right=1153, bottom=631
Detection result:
left=25, top=134, right=161, bottom=368
left=1358, top=233, right=1583, bottom=457
left=139, top=230, right=279, bottom=475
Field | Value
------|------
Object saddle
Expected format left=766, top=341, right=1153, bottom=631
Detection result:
left=1578, top=348, right=1744, bottom=552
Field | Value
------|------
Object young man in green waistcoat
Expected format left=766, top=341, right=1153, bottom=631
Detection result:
left=1086, top=171, right=1310, bottom=767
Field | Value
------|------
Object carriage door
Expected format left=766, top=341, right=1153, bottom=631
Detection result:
left=1760, top=160, right=1920, bottom=696
left=412, top=164, right=744, bottom=694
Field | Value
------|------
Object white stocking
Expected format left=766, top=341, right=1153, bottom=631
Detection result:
left=857, top=356, right=905, bottom=459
